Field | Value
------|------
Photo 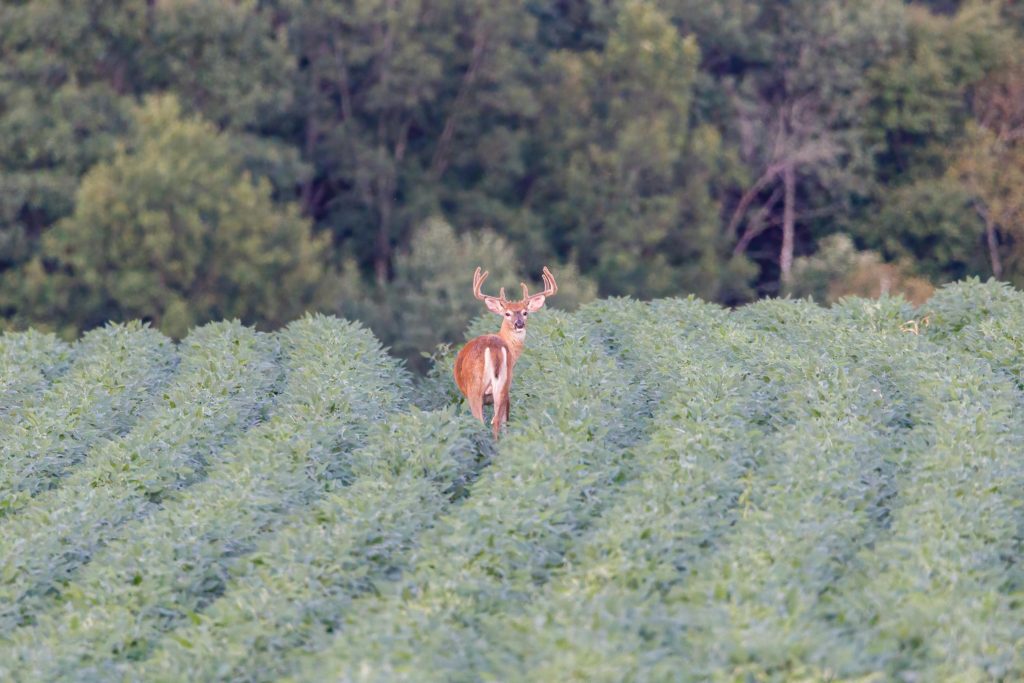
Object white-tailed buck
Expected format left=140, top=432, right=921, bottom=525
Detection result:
left=454, top=266, right=557, bottom=439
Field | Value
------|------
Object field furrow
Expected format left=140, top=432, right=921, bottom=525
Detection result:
left=130, top=408, right=487, bottom=683
left=812, top=342, right=1024, bottom=679
left=0, top=323, right=177, bottom=513
left=0, top=330, right=71, bottom=422
left=0, top=322, right=280, bottom=640
left=0, top=316, right=406, bottom=680
left=634, top=306, right=928, bottom=680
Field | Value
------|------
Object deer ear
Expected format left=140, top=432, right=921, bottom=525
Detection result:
left=525, top=295, right=546, bottom=312
left=484, top=298, right=505, bottom=315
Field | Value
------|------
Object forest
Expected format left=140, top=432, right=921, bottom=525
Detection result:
left=2, top=0, right=1023, bottom=367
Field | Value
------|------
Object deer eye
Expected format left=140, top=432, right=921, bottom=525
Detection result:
left=523, top=312, right=528, bottom=316
left=505, top=312, right=511, bottom=316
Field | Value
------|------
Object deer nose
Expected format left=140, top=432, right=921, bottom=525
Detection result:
left=514, top=319, right=525, bottom=329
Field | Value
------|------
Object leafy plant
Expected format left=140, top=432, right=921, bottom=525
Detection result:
left=2, top=283, right=1024, bottom=681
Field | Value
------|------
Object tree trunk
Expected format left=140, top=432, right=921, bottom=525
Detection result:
left=984, top=207, right=1003, bottom=279
left=374, top=182, right=393, bottom=288
left=780, top=162, right=796, bottom=288
left=301, top=114, right=318, bottom=214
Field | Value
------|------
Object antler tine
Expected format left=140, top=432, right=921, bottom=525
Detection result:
left=474, top=266, right=510, bottom=304
left=524, top=266, right=557, bottom=302
left=520, top=266, right=557, bottom=306
left=541, top=266, right=558, bottom=297
left=472, top=266, right=491, bottom=301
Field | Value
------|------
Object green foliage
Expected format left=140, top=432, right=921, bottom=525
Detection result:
left=0, top=322, right=176, bottom=515
left=923, top=276, right=1024, bottom=337
left=4, top=0, right=1024, bottom=351
left=864, top=2, right=1015, bottom=181
left=868, top=175, right=986, bottom=282
left=0, top=284, right=1023, bottom=679
left=0, top=329, right=70, bottom=420
left=923, top=277, right=1024, bottom=385
left=0, top=0, right=298, bottom=281
left=459, top=299, right=914, bottom=679
left=790, top=233, right=934, bottom=305
left=535, top=2, right=743, bottom=299
left=276, top=0, right=540, bottom=282
left=0, top=315, right=410, bottom=679
left=297, top=307, right=650, bottom=682
left=5, top=95, right=331, bottom=338
left=0, top=1, right=133, bottom=267
left=851, top=2, right=1020, bottom=289
left=131, top=408, right=490, bottom=682
left=0, top=321, right=280, bottom=637
left=144, top=0, right=297, bottom=131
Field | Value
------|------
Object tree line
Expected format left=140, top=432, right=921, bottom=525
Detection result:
left=1, top=0, right=1022, bottom=368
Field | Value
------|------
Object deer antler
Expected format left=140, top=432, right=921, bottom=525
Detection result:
left=472, top=267, right=507, bottom=305
left=521, top=266, right=557, bottom=305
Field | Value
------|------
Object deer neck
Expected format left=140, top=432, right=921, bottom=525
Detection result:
left=498, top=320, right=526, bottom=366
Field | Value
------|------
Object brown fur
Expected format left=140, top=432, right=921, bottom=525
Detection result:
left=454, top=335, right=511, bottom=439
left=454, top=267, right=556, bottom=439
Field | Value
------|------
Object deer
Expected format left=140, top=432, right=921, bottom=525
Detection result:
left=454, top=266, right=557, bottom=439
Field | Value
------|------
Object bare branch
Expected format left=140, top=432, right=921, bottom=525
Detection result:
left=733, top=184, right=783, bottom=256
left=726, top=164, right=783, bottom=242
left=974, top=200, right=1003, bottom=279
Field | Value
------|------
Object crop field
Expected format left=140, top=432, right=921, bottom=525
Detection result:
left=0, top=278, right=1022, bottom=681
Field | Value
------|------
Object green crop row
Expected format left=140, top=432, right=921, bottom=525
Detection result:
left=0, top=329, right=70, bottom=422
left=923, top=278, right=1024, bottom=341
left=0, top=283, right=1022, bottom=681
left=501, top=293, right=1024, bottom=682
left=409, top=298, right=766, bottom=681
left=639, top=302, right=933, bottom=680
left=0, top=321, right=281, bottom=641
left=130, top=408, right=487, bottom=683
left=575, top=296, right=732, bottom=421
left=924, top=278, right=1024, bottom=387
left=810, top=337, right=1024, bottom=679
left=297, top=292, right=1024, bottom=682
left=0, top=316, right=409, bottom=681
left=0, top=323, right=177, bottom=514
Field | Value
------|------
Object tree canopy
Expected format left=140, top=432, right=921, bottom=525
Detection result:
left=1, top=0, right=1021, bottom=363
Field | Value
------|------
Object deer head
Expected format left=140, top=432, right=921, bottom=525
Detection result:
left=472, top=266, right=558, bottom=339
